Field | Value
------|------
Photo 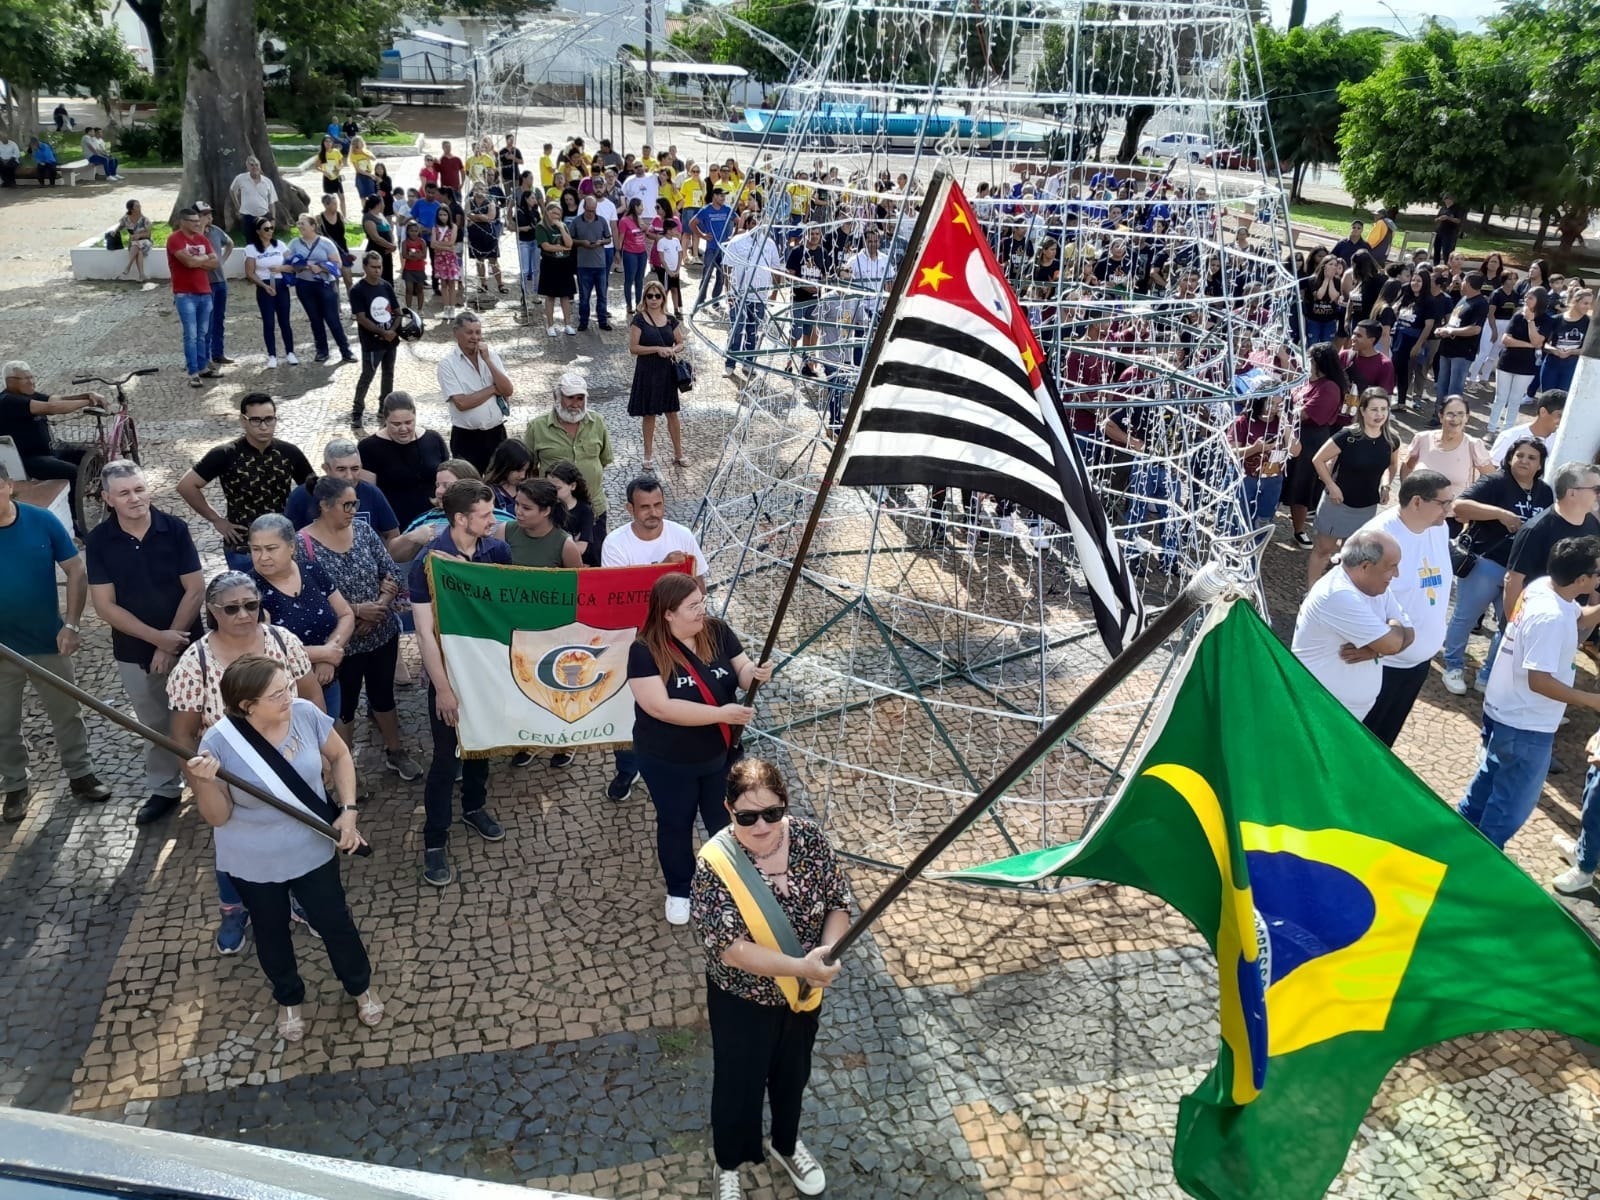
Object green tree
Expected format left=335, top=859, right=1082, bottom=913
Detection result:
left=70, top=23, right=141, bottom=130
left=1245, top=20, right=1385, bottom=201
left=0, top=0, right=77, bottom=140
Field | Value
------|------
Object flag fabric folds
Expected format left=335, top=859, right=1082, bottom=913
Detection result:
left=836, top=171, right=1143, bottom=655
left=946, top=598, right=1600, bottom=1200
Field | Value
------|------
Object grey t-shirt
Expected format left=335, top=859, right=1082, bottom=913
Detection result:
left=568, top=214, right=610, bottom=270
left=202, top=699, right=337, bottom=883
left=204, top=226, right=231, bottom=284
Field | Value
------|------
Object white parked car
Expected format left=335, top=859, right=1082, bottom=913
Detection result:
left=1137, top=131, right=1213, bottom=161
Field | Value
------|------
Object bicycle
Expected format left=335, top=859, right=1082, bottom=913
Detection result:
left=50, top=367, right=153, bottom=534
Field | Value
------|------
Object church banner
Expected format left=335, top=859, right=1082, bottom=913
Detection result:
left=426, top=557, right=692, bottom=756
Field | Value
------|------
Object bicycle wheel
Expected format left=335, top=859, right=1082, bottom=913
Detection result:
left=117, top=416, right=141, bottom=465
left=75, top=448, right=107, bottom=536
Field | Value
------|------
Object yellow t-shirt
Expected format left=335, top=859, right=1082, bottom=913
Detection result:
left=659, top=179, right=678, bottom=207
left=466, top=153, right=496, bottom=185
left=349, top=148, right=375, bottom=177
left=638, top=156, right=658, bottom=173
left=785, top=182, right=812, bottom=215
left=678, top=177, right=705, bottom=209
left=319, top=149, right=344, bottom=181
left=539, top=155, right=555, bottom=188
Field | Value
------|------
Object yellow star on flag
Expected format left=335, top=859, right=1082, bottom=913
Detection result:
left=951, top=204, right=971, bottom=231
left=1021, top=344, right=1037, bottom=374
left=918, top=260, right=952, bottom=291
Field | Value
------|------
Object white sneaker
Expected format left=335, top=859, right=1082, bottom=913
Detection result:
left=1554, top=832, right=1579, bottom=866
left=771, top=1139, right=825, bottom=1196
left=1473, top=672, right=1488, bottom=693
left=563, top=325, right=577, bottom=336
left=1442, top=668, right=1467, bottom=696
left=1553, top=866, right=1595, bottom=895
left=715, top=1167, right=743, bottom=1200
left=265, top=355, right=278, bottom=369
left=664, top=895, right=691, bottom=925
left=286, top=352, right=299, bottom=366
left=547, top=325, right=559, bottom=337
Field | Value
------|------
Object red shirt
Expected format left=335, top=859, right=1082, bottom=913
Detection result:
left=166, top=230, right=213, bottom=295
left=437, top=155, right=464, bottom=192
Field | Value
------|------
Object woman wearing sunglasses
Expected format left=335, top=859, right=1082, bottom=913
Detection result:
left=626, top=572, right=771, bottom=927
left=166, top=572, right=325, bottom=959
left=691, top=757, right=846, bottom=1200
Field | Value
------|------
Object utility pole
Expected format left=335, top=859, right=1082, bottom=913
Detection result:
left=644, top=0, right=656, bottom=149
left=1544, top=304, right=1600, bottom=478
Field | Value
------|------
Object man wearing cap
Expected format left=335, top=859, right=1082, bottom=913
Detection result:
left=198, top=203, right=235, bottom=373
left=524, top=370, right=613, bottom=563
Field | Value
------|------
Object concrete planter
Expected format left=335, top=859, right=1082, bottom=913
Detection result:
left=70, top=241, right=248, bottom=282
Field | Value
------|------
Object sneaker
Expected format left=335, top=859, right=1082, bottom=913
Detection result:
left=461, top=809, right=505, bottom=841
left=214, top=355, right=236, bottom=365
left=201, top=364, right=222, bottom=378
left=384, top=749, right=423, bottom=781
left=422, top=847, right=453, bottom=887
left=289, top=895, right=322, bottom=939
left=1473, top=672, right=1489, bottom=693
left=350, top=405, right=364, bottom=427
left=576, top=323, right=590, bottom=332
left=563, top=325, right=577, bottom=336
left=598, top=322, right=614, bottom=332
left=2, top=788, right=28, bottom=824
left=550, top=751, right=574, bottom=768
left=70, top=773, right=112, bottom=802
left=715, top=1167, right=743, bottom=1200
left=216, top=906, right=251, bottom=955
left=286, top=352, right=300, bottom=366
left=512, top=750, right=535, bottom=768
left=548, top=325, right=559, bottom=337
left=1293, top=530, right=1313, bottom=547
left=1442, top=668, right=1467, bottom=696
left=771, top=1139, right=826, bottom=1196
left=265, top=355, right=278, bottom=369
left=665, top=895, right=691, bottom=925
left=724, top=365, right=737, bottom=378
left=189, top=374, right=204, bottom=388
left=340, top=353, right=358, bottom=364
left=1554, top=833, right=1579, bottom=867
left=314, top=353, right=330, bottom=364
left=1553, top=866, right=1596, bottom=895
left=606, top=770, right=640, bottom=802
left=134, top=793, right=180, bottom=825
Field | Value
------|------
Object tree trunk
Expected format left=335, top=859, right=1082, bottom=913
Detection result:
left=126, top=0, right=169, bottom=75
left=173, top=0, right=302, bottom=227
left=1290, top=159, right=1306, bottom=203
left=1115, top=103, right=1156, bottom=164
left=1534, top=206, right=1554, bottom=249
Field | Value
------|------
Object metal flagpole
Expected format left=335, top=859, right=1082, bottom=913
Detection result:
left=0, top=641, right=371, bottom=856
left=805, top=566, right=1227, bottom=985
left=735, top=168, right=952, bottom=726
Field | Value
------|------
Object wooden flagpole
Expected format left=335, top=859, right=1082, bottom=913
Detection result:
left=0, top=641, right=371, bottom=856
left=736, top=167, right=952, bottom=722
left=806, top=565, right=1228, bottom=984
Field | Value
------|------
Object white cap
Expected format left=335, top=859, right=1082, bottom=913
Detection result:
left=557, top=370, right=588, bottom=396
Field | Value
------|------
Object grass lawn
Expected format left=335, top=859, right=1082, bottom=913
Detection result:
left=267, top=130, right=417, bottom=147
left=1285, top=198, right=1600, bottom=269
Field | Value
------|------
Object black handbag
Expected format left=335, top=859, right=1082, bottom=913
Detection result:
left=674, top=357, right=694, bottom=393
left=1449, top=534, right=1478, bottom=578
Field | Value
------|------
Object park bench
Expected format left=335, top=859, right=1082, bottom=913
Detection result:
left=60, top=159, right=103, bottom=186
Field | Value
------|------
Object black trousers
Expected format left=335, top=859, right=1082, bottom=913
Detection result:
left=708, top=977, right=819, bottom=1170
left=423, top=683, right=488, bottom=849
left=449, top=423, right=506, bottom=473
left=228, top=856, right=371, bottom=1006
left=1362, top=660, right=1431, bottom=748
left=25, top=447, right=86, bottom=533
left=337, top=633, right=399, bottom=723
left=353, top=343, right=396, bottom=415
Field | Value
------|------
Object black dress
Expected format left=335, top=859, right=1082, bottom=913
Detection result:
left=628, top=313, right=681, bottom=417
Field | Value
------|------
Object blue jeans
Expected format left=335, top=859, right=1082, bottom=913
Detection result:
left=296, top=283, right=350, bottom=358
left=1442, top=558, right=1506, bottom=673
left=255, top=282, right=295, bottom=355
left=209, top=280, right=228, bottom=361
left=1435, top=354, right=1470, bottom=411
left=88, top=152, right=118, bottom=177
left=622, top=250, right=648, bottom=309
left=1304, top=319, right=1337, bottom=345
left=1239, top=472, right=1283, bottom=529
left=1126, top=460, right=1181, bottom=570
left=696, top=243, right=725, bottom=306
left=576, top=266, right=609, bottom=326
left=1457, top=713, right=1556, bottom=849
left=217, top=869, right=242, bottom=907
left=636, top=749, right=734, bottom=897
left=321, top=680, right=342, bottom=725
left=727, top=295, right=766, bottom=369
left=174, top=291, right=214, bottom=376
left=614, top=747, right=637, bottom=783
left=1575, top=767, right=1600, bottom=872
left=517, top=240, right=540, bottom=295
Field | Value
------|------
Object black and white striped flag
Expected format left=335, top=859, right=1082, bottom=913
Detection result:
left=838, top=173, right=1144, bottom=655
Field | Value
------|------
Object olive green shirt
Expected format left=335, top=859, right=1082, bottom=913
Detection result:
left=523, top=409, right=613, bottom=518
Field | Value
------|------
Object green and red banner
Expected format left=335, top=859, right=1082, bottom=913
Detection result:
left=426, top=557, right=692, bottom=756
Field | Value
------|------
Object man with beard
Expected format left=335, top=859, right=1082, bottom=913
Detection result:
left=524, top=370, right=615, bottom=558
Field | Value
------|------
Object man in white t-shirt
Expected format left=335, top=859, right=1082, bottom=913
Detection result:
left=1291, top=529, right=1414, bottom=720
left=600, top=475, right=707, bottom=803
left=1485, top=388, right=1564, bottom=467
left=1459, top=534, right=1600, bottom=848
left=720, top=213, right=781, bottom=377
left=1351, top=469, right=1455, bottom=746
left=620, top=162, right=659, bottom=217
left=227, top=156, right=280, bottom=246
left=435, top=310, right=514, bottom=471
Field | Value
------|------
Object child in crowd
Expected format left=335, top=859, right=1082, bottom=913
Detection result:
left=653, top=218, right=683, bottom=315
left=430, top=205, right=461, bottom=316
left=401, top=221, right=428, bottom=313
left=394, top=188, right=416, bottom=223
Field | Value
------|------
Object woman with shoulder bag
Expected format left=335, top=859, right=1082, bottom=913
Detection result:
left=692, top=757, right=848, bottom=1200
left=627, top=573, right=772, bottom=927
left=244, top=217, right=298, bottom=367
left=183, top=654, right=383, bottom=1043
left=629, top=280, right=687, bottom=471
left=287, top=215, right=356, bottom=364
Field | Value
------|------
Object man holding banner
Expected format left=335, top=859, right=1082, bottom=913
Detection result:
left=409, top=480, right=513, bottom=887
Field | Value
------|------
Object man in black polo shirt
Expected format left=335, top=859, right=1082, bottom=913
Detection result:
left=176, top=393, right=313, bottom=570
left=85, top=461, right=204, bottom=825
left=1, top=360, right=108, bottom=535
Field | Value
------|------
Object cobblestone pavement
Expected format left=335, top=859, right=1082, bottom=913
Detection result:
left=4, top=108, right=1600, bottom=1198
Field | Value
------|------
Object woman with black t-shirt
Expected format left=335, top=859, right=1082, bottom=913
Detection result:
left=1306, top=387, right=1400, bottom=586
left=1303, top=253, right=1343, bottom=345
left=1390, top=271, right=1437, bottom=411
left=1488, top=286, right=1550, bottom=437
left=1343, top=249, right=1383, bottom=335
left=627, top=573, right=772, bottom=927
left=1540, top=289, right=1591, bottom=393
left=514, top=172, right=541, bottom=301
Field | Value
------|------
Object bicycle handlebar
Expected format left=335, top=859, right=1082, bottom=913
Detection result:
left=70, top=367, right=159, bottom=387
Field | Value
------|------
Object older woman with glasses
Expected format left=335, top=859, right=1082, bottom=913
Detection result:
left=691, top=757, right=846, bottom=1200
left=248, top=513, right=354, bottom=721
left=183, top=654, right=382, bottom=1042
left=627, top=573, right=771, bottom=926
left=168, top=572, right=324, bottom=956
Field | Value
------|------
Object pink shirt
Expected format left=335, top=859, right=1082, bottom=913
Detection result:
left=619, top=216, right=647, bottom=254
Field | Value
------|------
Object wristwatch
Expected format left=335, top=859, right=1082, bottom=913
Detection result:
left=340, top=804, right=360, bottom=814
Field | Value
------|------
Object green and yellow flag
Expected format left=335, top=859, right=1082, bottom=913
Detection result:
left=949, top=598, right=1600, bottom=1199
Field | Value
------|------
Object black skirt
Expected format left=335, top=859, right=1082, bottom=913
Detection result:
left=538, top=252, right=576, bottom=298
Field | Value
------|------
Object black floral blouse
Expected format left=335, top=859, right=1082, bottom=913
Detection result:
left=690, top=817, right=851, bottom=1007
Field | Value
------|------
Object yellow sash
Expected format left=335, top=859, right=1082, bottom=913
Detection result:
left=700, top=830, right=822, bottom=1013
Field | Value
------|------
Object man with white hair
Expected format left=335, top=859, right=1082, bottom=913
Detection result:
left=523, top=369, right=614, bottom=562
left=0, top=361, right=105, bottom=535
left=226, top=155, right=280, bottom=246
left=437, top=310, right=514, bottom=471
left=283, top=438, right=399, bottom=545
left=85, top=460, right=204, bottom=826
left=1291, top=528, right=1415, bottom=721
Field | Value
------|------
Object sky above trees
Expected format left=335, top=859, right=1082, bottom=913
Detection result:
left=1267, top=0, right=1500, bottom=31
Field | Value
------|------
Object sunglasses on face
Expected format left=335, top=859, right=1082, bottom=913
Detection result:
left=216, top=600, right=261, bottom=616
left=730, top=804, right=788, bottom=827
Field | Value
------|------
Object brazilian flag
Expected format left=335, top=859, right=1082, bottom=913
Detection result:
left=947, top=599, right=1600, bottom=1199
